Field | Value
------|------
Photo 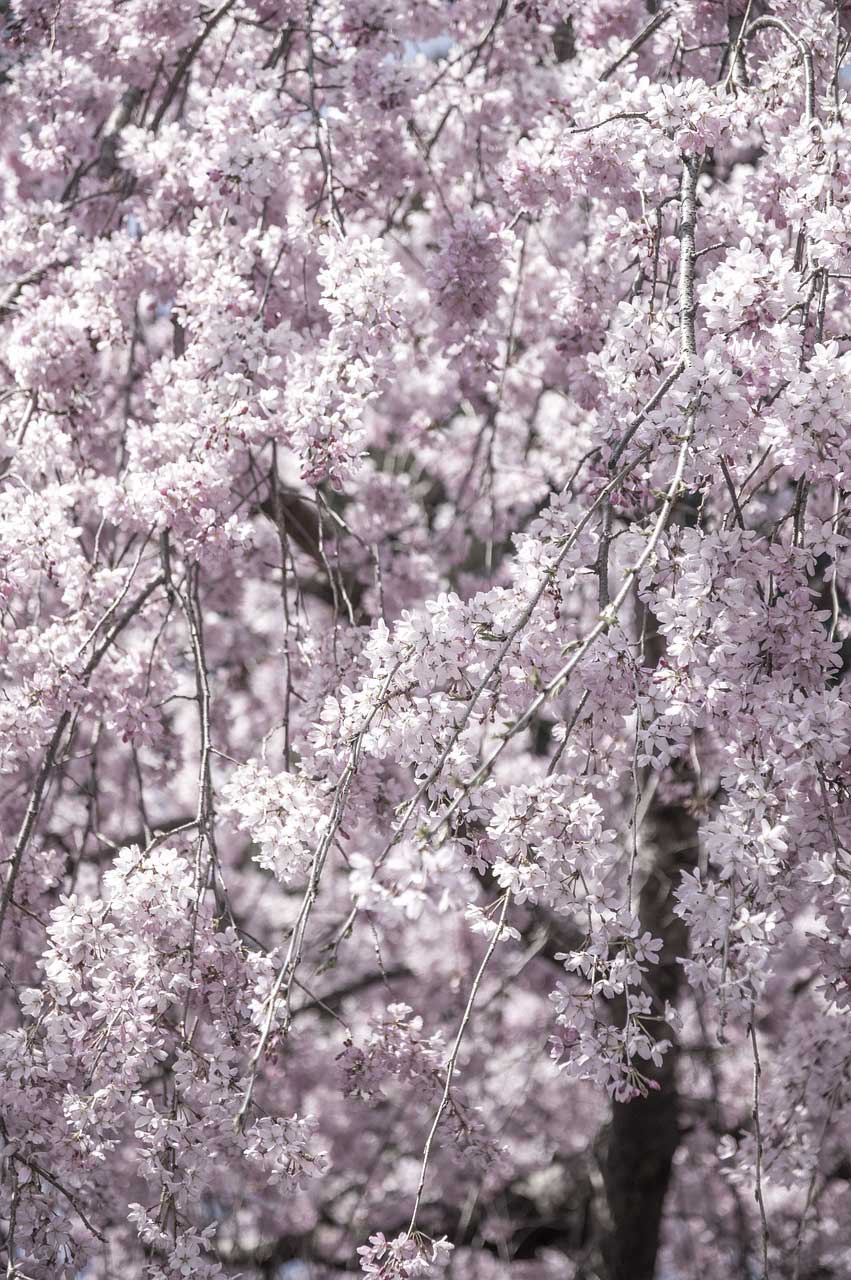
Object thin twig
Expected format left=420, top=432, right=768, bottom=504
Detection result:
left=234, top=657, right=404, bottom=1131
left=600, top=9, right=672, bottom=82
left=743, top=18, right=815, bottom=123
left=748, top=1017, right=770, bottom=1280
left=0, top=575, right=164, bottom=937
left=407, top=893, right=511, bottom=1233
left=150, top=0, right=238, bottom=132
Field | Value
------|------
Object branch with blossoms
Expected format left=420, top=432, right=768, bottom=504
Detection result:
left=4, top=6, right=851, bottom=1280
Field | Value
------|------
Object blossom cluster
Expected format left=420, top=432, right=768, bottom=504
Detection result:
left=3, top=2, right=851, bottom=1279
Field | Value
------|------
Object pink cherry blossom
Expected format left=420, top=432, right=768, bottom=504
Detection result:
left=3, top=3, right=851, bottom=1280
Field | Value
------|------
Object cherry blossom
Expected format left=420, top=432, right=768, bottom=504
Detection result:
left=3, top=3, right=851, bottom=1279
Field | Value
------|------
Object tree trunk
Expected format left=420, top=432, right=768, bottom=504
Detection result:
left=599, top=796, right=699, bottom=1280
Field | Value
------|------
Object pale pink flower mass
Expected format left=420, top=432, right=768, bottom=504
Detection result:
left=1, top=2, right=851, bottom=1279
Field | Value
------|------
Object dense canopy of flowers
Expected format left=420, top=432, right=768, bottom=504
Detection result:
left=2, top=1, right=851, bottom=1278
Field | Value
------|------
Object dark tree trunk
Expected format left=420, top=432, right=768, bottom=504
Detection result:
left=599, top=797, right=699, bottom=1280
